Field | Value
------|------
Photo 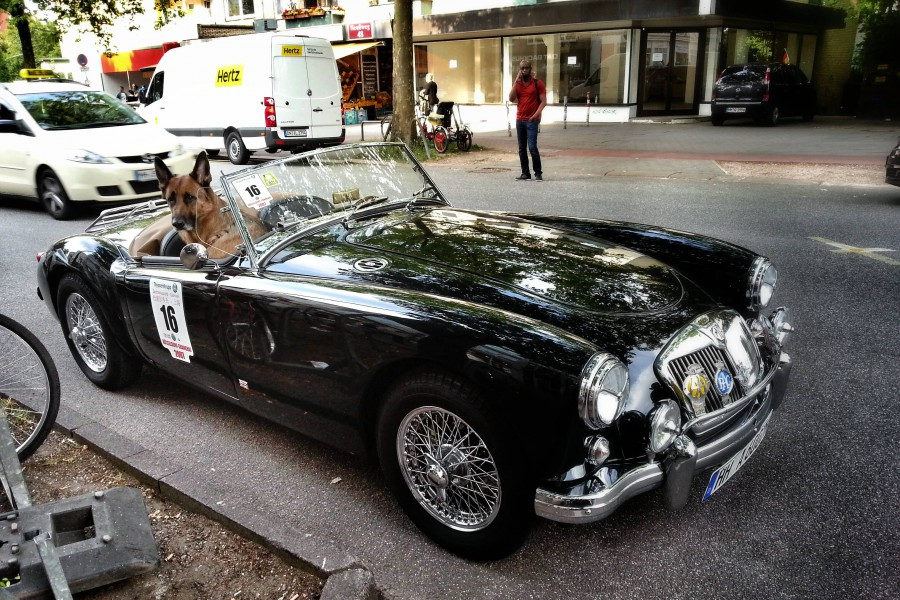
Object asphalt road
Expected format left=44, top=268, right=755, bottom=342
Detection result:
left=1, top=168, right=898, bottom=600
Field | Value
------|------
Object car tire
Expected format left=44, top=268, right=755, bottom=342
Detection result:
left=711, top=116, right=725, bottom=126
left=38, top=169, right=75, bottom=220
left=376, top=370, right=533, bottom=560
left=226, top=131, right=250, bottom=165
left=205, top=149, right=221, bottom=158
left=768, top=106, right=780, bottom=126
left=57, top=274, right=142, bottom=390
left=801, top=112, right=814, bottom=122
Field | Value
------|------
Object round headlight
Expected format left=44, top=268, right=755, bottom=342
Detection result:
left=748, top=257, right=777, bottom=311
left=584, top=435, right=610, bottom=467
left=649, top=400, right=681, bottom=453
left=578, top=353, right=629, bottom=429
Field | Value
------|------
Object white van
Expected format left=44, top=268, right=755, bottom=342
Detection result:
left=140, top=33, right=344, bottom=165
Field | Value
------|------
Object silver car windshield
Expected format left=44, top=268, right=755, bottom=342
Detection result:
left=220, top=142, right=445, bottom=259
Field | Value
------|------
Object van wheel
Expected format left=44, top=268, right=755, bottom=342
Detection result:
left=205, top=149, right=220, bottom=158
left=226, top=132, right=250, bottom=165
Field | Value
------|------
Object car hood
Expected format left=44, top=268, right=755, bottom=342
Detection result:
left=343, top=208, right=683, bottom=315
left=41, top=122, right=179, bottom=158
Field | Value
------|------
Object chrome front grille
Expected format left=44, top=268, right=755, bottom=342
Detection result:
left=667, top=346, right=745, bottom=413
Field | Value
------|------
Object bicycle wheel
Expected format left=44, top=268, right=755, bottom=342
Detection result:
left=381, top=114, right=393, bottom=141
left=433, top=127, right=449, bottom=154
left=0, top=314, right=60, bottom=460
left=457, top=128, right=473, bottom=152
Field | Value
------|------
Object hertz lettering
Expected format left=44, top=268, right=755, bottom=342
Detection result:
left=215, top=65, right=243, bottom=87
left=281, top=45, right=304, bottom=56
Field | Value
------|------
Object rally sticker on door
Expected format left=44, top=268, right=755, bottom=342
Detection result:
left=150, top=278, right=194, bottom=363
left=233, top=173, right=273, bottom=210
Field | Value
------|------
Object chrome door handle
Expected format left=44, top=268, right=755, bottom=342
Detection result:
left=312, top=108, right=323, bottom=112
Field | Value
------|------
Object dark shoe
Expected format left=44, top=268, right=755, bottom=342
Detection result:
left=535, top=174, right=543, bottom=181
left=515, top=174, right=531, bottom=181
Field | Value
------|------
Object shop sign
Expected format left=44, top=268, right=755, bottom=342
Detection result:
left=347, top=23, right=373, bottom=40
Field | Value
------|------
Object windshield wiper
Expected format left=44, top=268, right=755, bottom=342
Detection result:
left=353, top=195, right=390, bottom=211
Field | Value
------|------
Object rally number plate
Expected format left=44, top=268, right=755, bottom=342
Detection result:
left=702, top=413, right=772, bottom=501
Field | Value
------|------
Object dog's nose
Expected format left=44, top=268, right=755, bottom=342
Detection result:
left=172, top=219, right=185, bottom=230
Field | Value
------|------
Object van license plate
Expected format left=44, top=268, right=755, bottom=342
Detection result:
left=134, top=169, right=156, bottom=182
left=725, top=107, right=746, bottom=113
left=283, top=129, right=308, bottom=138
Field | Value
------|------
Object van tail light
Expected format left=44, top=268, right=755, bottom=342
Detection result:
left=263, top=97, right=276, bottom=127
left=762, top=68, right=771, bottom=102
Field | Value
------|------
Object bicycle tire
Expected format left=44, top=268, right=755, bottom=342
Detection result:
left=0, top=314, right=60, bottom=460
left=381, top=115, right=393, bottom=141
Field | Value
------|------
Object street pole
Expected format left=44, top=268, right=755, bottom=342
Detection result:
left=563, top=96, right=568, bottom=129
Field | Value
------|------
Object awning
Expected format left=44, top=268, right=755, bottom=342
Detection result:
left=332, top=41, right=381, bottom=60
left=100, top=42, right=179, bottom=74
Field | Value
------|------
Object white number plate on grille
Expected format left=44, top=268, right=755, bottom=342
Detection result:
left=725, top=107, right=747, bottom=113
left=702, top=412, right=771, bottom=501
left=283, top=128, right=308, bottom=138
left=134, top=169, right=156, bottom=182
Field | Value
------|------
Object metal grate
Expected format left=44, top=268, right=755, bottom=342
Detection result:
left=117, top=151, right=170, bottom=164
left=668, top=346, right=745, bottom=413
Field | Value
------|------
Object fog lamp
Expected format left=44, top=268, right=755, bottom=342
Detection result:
left=584, top=435, right=610, bottom=467
left=649, top=400, right=682, bottom=454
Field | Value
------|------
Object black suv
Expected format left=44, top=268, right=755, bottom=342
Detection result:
left=711, top=64, right=816, bottom=126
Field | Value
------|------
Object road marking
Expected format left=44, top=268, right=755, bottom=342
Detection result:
left=810, top=237, right=900, bottom=266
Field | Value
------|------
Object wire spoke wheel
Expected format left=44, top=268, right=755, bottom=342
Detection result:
left=433, top=127, right=449, bottom=154
left=397, top=406, right=502, bottom=531
left=65, top=293, right=108, bottom=373
left=0, top=315, right=60, bottom=459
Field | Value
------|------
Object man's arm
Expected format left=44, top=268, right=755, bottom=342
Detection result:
left=508, top=83, right=518, bottom=103
left=529, top=82, right=547, bottom=121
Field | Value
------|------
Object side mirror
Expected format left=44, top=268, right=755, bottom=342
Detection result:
left=0, top=119, right=20, bottom=134
left=180, top=243, right=209, bottom=270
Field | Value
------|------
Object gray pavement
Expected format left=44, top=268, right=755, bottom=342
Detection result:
left=1, top=168, right=898, bottom=600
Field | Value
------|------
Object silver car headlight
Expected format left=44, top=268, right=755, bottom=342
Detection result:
left=648, top=400, right=681, bottom=453
left=67, top=149, right=112, bottom=164
left=578, top=352, right=629, bottom=429
left=747, top=257, right=777, bottom=311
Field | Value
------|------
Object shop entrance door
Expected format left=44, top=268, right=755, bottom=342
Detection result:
left=638, top=30, right=703, bottom=115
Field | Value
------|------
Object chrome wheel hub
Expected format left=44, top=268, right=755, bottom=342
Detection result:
left=397, top=406, right=501, bottom=531
left=65, top=293, right=107, bottom=373
left=41, top=178, right=65, bottom=214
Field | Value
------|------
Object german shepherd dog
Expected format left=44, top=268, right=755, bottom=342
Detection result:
left=130, top=152, right=267, bottom=259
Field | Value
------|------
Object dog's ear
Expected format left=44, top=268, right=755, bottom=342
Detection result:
left=154, top=157, right=173, bottom=192
left=190, top=151, right=212, bottom=188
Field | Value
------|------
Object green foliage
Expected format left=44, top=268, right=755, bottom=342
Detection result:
left=0, top=16, right=61, bottom=82
left=826, top=0, right=899, bottom=72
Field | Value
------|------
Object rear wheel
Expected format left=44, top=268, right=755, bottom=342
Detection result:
left=801, top=111, right=814, bottom=122
left=433, top=127, right=449, bottom=154
left=376, top=371, right=533, bottom=559
left=226, top=131, right=250, bottom=165
left=767, top=106, right=780, bottom=126
left=205, top=149, right=221, bottom=158
left=457, top=128, right=473, bottom=151
left=38, top=169, right=74, bottom=220
left=381, top=114, right=393, bottom=141
left=57, top=275, right=142, bottom=390
left=711, top=115, right=725, bottom=126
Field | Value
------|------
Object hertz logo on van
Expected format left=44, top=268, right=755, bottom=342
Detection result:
left=281, top=45, right=304, bottom=56
left=215, top=65, right=243, bottom=87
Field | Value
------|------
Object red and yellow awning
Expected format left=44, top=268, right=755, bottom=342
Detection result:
left=100, top=42, right=180, bottom=74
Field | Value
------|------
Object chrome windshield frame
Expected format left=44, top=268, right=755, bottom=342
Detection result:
left=218, top=142, right=448, bottom=271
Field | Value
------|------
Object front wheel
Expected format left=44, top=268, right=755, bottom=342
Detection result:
left=377, top=371, right=533, bottom=559
left=226, top=131, right=250, bottom=165
left=0, top=314, right=60, bottom=460
left=457, top=128, right=473, bottom=151
left=38, top=169, right=74, bottom=220
left=433, top=127, right=449, bottom=154
left=57, top=275, right=142, bottom=390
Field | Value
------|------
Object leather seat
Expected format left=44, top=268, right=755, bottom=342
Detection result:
left=160, top=229, right=186, bottom=257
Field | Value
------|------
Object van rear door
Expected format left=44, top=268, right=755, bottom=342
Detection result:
left=272, top=37, right=341, bottom=141
left=302, top=40, right=342, bottom=138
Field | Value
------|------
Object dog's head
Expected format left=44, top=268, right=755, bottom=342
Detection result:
left=155, top=152, right=218, bottom=232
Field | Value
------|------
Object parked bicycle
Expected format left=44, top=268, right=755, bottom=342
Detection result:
left=381, top=101, right=473, bottom=154
left=0, top=313, right=60, bottom=460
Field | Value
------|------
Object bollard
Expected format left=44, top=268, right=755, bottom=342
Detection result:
left=563, top=96, right=568, bottom=129
left=506, top=102, right=512, bottom=137
left=586, top=93, right=591, bottom=127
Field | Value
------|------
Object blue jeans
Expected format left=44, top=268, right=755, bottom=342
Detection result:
left=516, top=120, right=541, bottom=177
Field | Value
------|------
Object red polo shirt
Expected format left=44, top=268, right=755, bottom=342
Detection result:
left=514, top=78, right=545, bottom=122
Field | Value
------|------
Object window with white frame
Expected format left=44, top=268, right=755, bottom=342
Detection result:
left=227, top=0, right=256, bottom=18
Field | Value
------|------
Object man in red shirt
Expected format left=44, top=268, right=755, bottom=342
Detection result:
left=508, top=60, right=547, bottom=181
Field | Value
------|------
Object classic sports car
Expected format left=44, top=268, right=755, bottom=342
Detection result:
left=36, top=143, right=793, bottom=559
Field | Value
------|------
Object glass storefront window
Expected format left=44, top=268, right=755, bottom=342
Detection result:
left=799, top=34, right=817, bottom=78
left=413, top=39, right=502, bottom=104
left=722, top=29, right=817, bottom=77
left=505, top=30, right=627, bottom=104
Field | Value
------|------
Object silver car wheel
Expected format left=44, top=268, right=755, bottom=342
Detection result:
left=41, top=177, right=66, bottom=215
left=65, top=293, right=108, bottom=373
left=396, top=406, right=502, bottom=531
left=229, top=138, right=240, bottom=161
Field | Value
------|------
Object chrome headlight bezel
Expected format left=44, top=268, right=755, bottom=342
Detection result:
left=578, top=352, right=629, bottom=429
left=747, top=257, right=777, bottom=311
left=648, top=400, right=682, bottom=453
left=67, top=149, right=112, bottom=164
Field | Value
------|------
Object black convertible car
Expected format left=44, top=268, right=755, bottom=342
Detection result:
left=36, top=143, right=793, bottom=558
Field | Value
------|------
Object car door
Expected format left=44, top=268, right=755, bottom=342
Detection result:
left=140, top=71, right=166, bottom=128
left=121, top=256, right=238, bottom=399
left=0, top=100, right=38, bottom=196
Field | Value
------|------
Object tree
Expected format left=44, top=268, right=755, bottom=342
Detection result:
left=390, top=0, right=415, bottom=144
left=0, top=15, right=60, bottom=80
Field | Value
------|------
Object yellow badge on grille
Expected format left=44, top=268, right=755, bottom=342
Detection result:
left=682, top=365, right=710, bottom=401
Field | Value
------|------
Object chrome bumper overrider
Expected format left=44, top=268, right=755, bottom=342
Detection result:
left=535, top=351, right=793, bottom=524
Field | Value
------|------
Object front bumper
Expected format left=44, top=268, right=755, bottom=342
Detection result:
left=57, top=152, right=196, bottom=203
left=535, top=331, right=793, bottom=524
left=886, top=159, right=899, bottom=186
left=711, top=101, right=770, bottom=120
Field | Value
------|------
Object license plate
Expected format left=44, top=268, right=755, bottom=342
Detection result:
left=283, top=128, right=308, bottom=138
left=725, top=107, right=747, bottom=114
left=702, top=413, right=772, bottom=501
left=134, top=169, right=156, bottom=182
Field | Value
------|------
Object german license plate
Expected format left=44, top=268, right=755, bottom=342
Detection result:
left=283, top=128, right=308, bottom=138
left=725, top=107, right=747, bottom=114
left=134, top=169, right=156, bottom=182
left=702, top=413, right=772, bottom=501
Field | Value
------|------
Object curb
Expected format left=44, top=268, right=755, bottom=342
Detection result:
left=51, top=405, right=381, bottom=599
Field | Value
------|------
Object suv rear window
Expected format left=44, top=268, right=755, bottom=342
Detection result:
left=718, top=65, right=767, bottom=83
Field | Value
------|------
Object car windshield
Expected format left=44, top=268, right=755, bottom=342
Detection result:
left=220, top=143, right=445, bottom=257
left=16, top=91, right=145, bottom=130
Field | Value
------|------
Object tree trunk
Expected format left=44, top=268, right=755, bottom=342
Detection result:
left=11, top=3, right=36, bottom=69
left=390, top=0, right=415, bottom=143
